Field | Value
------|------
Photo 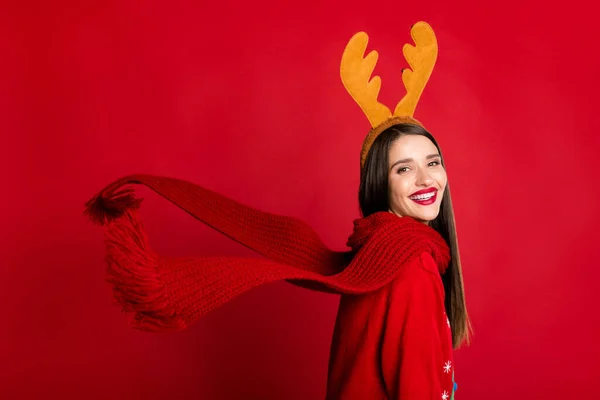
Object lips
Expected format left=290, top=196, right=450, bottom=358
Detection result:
left=409, top=188, right=437, bottom=206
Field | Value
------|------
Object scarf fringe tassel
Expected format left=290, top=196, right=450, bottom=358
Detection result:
left=85, top=187, right=187, bottom=332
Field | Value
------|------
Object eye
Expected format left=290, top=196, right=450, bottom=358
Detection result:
left=397, top=166, right=410, bottom=174
left=428, top=160, right=441, bottom=167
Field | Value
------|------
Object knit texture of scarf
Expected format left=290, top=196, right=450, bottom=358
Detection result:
left=84, top=174, right=450, bottom=332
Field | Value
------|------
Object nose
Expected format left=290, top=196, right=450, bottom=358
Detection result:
left=416, top=167, right=434, bottom=186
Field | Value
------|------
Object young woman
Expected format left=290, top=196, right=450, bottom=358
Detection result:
left=84, top=21, right=471, bottom=400
left=326, top=122, right=470, bottom=400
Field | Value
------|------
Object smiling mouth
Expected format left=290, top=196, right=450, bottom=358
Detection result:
left=409, top=190, right=437, bottom=205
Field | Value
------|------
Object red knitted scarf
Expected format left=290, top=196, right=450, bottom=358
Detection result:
left=84, top=174, right=451, bottom=332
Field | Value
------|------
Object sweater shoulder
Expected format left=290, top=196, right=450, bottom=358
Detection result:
left=417, top=251, right=443, bottom=276
left=387, top=251, right=445, bottom=295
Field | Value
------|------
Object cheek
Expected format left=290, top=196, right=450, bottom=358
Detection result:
left=433, top=169, right=448, bottom=188
left=389, top=177, right=411, bottom=199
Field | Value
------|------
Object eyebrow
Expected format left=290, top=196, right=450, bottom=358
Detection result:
left=390, top=154, right=441, bottom=171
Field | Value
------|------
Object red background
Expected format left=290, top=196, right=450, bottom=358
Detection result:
left=1, top=0, right=599, bottom=399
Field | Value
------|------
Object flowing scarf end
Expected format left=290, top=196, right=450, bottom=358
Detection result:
left=84, top=185, right=143, bottom=226
left=102, top=208, right=187, bottom=332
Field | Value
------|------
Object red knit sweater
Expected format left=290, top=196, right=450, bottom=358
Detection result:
left=84, top=174, right=455, bottom=399
left=327, top=254, right=454, bottom=399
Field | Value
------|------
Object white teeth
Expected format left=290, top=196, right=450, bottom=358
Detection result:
left=409, top=192, right=435, bottom=200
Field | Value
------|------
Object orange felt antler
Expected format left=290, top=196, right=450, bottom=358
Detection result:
left=394, top=22, right=438, bottom=117
left=340, top=32, right=392, bottom=128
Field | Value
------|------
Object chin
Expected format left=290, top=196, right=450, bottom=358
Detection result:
left=414, top=217, right=435, bottom=224
left=414, top=209, right=441, bottom=223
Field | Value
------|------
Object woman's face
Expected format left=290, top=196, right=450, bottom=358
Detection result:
left=387, top=134, right=447, bottom=223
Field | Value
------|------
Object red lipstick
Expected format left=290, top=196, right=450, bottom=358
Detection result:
left=409, top=187, right=437, bottom=206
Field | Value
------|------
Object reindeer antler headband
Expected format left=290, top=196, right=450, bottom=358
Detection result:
left=340, top=21, right=438, bottom=168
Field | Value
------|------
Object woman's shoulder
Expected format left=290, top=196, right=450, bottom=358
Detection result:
left=416, top=251, right=443, bottom=276
left=388, top=251, right=445, bottom=294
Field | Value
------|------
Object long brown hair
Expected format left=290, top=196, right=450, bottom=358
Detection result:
left=358, top=123, right=472, bottom=349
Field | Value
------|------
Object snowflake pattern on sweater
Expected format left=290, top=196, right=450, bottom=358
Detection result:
left=443, top=312, right=458, bottom=400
